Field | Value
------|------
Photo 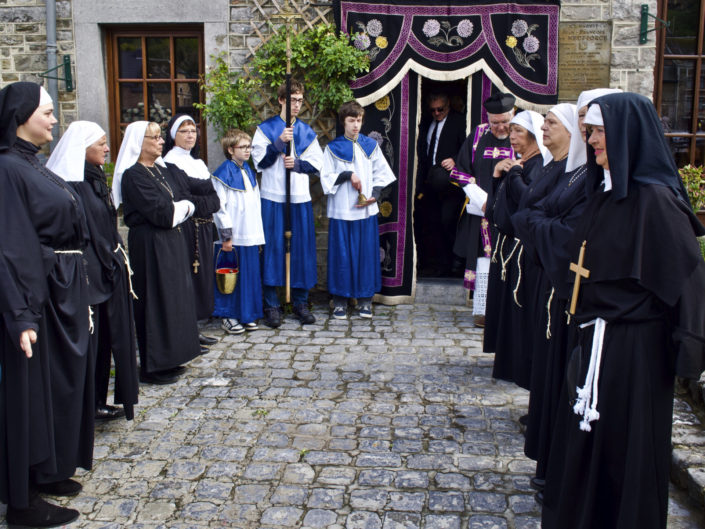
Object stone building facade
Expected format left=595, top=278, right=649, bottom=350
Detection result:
left=1, top=0, right=659, bottom=146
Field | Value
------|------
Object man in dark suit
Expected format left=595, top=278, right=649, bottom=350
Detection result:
left=415, top=92, right=467, bottom=276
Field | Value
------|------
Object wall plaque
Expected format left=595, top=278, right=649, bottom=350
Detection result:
left=558, top=22, right=612, bottom=101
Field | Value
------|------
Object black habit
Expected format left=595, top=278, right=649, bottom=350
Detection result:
left=1, top=131, right=93, bottom=506
left=542, top=93, right=705, bottom=529
left=122, top=162, right=213, bottom=374
left=71, top=162, right=139, bottom=419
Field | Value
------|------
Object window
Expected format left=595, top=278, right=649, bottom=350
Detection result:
left=105, top=26, right=206, bottom=160
left=655, top=0, right=705, bottom=166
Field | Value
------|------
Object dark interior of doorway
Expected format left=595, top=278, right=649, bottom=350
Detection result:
left=416, top=77, right=468, bottom=279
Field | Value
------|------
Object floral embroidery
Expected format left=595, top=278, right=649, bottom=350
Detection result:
left=379, top=201, right=393, bottom=217
left=374, top=96, right=390, bottom=111
left=422, top=18, right=475, bottom=47
left=368, top=131, right=384, bottom=145
left=366, top=19, right=383, bottom=37
left=354, top=20, right=388, bottom=61
left=505, top=19, right=540, bottom=71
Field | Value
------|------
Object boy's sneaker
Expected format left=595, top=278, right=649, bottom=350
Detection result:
left=332, top=306, right=347, bottom=320
left=222, top=318, right=245, bottom=334
left=263, top=307, right=282, bottom=328
left=244, top=321, right=259, bottom=331
left=358, top=303, right=373, bottom=319
left=293, top=303, right=316, bottom=325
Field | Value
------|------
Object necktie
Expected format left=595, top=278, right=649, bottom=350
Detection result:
left=428, top=121, right=438, bottom=164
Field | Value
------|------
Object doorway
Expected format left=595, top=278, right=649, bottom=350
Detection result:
left=414, top=78, right=468, bottom=279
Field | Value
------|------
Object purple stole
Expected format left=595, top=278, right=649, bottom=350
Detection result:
left=450, top=124, right=514, bottom=290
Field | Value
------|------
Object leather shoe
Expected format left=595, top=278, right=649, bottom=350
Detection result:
left=7, top=494, right=79, bottom=527
left=199, top=333, right=217, bottom=346
left=519, top=414, right=529, bottom=426
left=35, top=478, right=82, bottom=497
left=163, top=365, right=187, bottom=376
left=473, top=315, right=486, bottom=328
left=535, top=491, right=544, bottom=506
left=530, top=476, right=546, bottom=491
left=139, top=370, right=179, bottom=385
left=263, top=306, right=282, bottom=328
left=293, top=303, right=316, bottom=325
left=200, top=346, right=210, bottom=355
left=95, top=404, right=125, bottom=422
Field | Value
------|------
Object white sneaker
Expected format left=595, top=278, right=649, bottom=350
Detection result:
left=222, top=318, right=245, bottom=334
left=244, top=321, right=259, bottom=331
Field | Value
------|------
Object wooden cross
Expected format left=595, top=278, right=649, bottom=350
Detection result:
left=193, top=259, right=200, bottom=274
left=568, top=240, right=590, bottom=315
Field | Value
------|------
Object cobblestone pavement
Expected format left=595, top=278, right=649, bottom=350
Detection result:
left=1, top=302, right=703, bottom=528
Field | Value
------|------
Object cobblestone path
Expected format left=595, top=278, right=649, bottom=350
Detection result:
left=1, top=302, right=702, bottom=528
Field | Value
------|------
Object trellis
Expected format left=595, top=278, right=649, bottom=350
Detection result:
left=241, top=0, right=337, bottom=144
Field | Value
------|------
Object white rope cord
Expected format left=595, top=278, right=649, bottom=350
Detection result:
left=114, top=244, right=139, bottom=300
left=88, top=305, right=95, bottom=335
left=545, top=288, right=555, bottom=339
left=573, top=317, right=606, bottom=432
left=491, top=233, right=503, bottom=263
left=512, top=244, right=523, bottom=307
left=54, top=250, right=83, bottom=254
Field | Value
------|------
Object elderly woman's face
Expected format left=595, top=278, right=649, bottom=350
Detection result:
left=86, top=135, right=109, bottom=166
left=509, top=123, right=536, bottom=157
left=141, top=126, right=164, bottom=161
left=588, top=125, right=609, bottom=169
left=17, top=103, right=57, bottom=146
left=541, top=112, right=570, bottom=153
left=174, top=120, right=198, bottom=151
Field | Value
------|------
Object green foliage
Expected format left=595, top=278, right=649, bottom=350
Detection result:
left=699, top=237, right=705, bottom=261
left=251, top=23, right=370, bottom=120
left=103, top=162, right=115, bottom=189
left=679, top=164, right=705, bottom=213
left=194, top=54, right=260, bottom=137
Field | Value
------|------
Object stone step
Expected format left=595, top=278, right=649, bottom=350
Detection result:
left=414, top=277, right=469, bottom=306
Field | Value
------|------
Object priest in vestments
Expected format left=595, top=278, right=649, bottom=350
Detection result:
left=452, top=92, right=514, bottom=327
left=542, top=93, right=705, bottom=529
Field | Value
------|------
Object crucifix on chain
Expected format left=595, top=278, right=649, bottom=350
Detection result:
left=568, top=240, right=590, bottom=315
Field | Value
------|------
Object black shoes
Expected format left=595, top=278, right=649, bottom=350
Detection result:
left=95, top=404, right=125, bottom=422
left=35, top=478, right=82, bottom=497
left=199, top=333, right=217, bottom=346
left=263, top=306, right=282, bottom=328
left=139, top=370, right=179, bottom=385
left=164, top=365, right=187, bottom=376
left=6, top=494, right=79, bottom=527
left=200, top=346, right=210, bottom=355
left=530, top=476, right=546, bottom=491
left=293, top=303, right=315, bottom=325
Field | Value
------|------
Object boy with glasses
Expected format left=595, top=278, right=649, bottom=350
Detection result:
left=251, top=80, right=323, bottom=327
left=212, top=129, right=265, bottom=334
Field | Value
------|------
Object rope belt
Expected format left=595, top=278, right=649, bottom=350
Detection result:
left=54, top=249, right=83, bottom=254
left=512, top=244, right=523, bottom=308
left=545, top=288, right=555, bottom=340
left=573, top=317, right=607, bottom=432
left=54, top=249, right=93, bottom=332
left=114, top=244, right=138, bottom=300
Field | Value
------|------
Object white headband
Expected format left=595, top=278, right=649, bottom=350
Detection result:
left=170, top=115, right=195, bottom=140
left=39, top=86, right=53, bottom=106
left=584, top=104, right=604, bottom=126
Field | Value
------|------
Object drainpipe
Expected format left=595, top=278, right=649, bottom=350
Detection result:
left=45, top=0, right=59, bottom=149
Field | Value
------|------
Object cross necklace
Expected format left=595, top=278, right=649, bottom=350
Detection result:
left=568, top=240, right=590, bottom=315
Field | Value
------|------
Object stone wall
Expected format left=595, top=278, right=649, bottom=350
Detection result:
left=0, top=0, right=77, bottom=131
left=560, top=0, right=658, bottom=97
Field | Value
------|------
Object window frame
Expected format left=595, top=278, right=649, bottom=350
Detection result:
left=654, top=0, right=705, bottom=166
left=105, top=24, right=206, bottom=162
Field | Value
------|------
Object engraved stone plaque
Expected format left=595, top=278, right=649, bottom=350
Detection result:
left=558, top=22, right=612, bottom=101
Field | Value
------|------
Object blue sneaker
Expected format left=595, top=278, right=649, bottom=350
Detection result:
left=332, top=306, right=347, bottom=320
left=358, top=304, right=372, bottom=319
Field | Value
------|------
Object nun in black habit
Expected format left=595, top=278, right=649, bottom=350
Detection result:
left=46, top=121, right=139, bottom=422
left=542, top=92, right=705, bottom=529
left=112, top=121, right=219, bottom=385
left=0, top=82, right=92, bottom=526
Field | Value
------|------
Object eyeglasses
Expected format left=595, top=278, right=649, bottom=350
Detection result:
left=144, top=134, right=164, bottom=141
left=291, top=97, right=304, bottom=105
left=177, top=129, right=198, bottom=135
left=236, top=144, right=252, bottom=150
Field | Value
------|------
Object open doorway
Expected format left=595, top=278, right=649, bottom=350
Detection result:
left=414, top=77, right=468, bottom=278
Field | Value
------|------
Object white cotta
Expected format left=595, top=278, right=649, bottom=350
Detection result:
left=111, top=121, right=166, bottom=207
left=566, top=88, right=622, bottom=172
left=510, top=110, right=550, bottom=165
left=46, top=120, right=106, bottom=182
